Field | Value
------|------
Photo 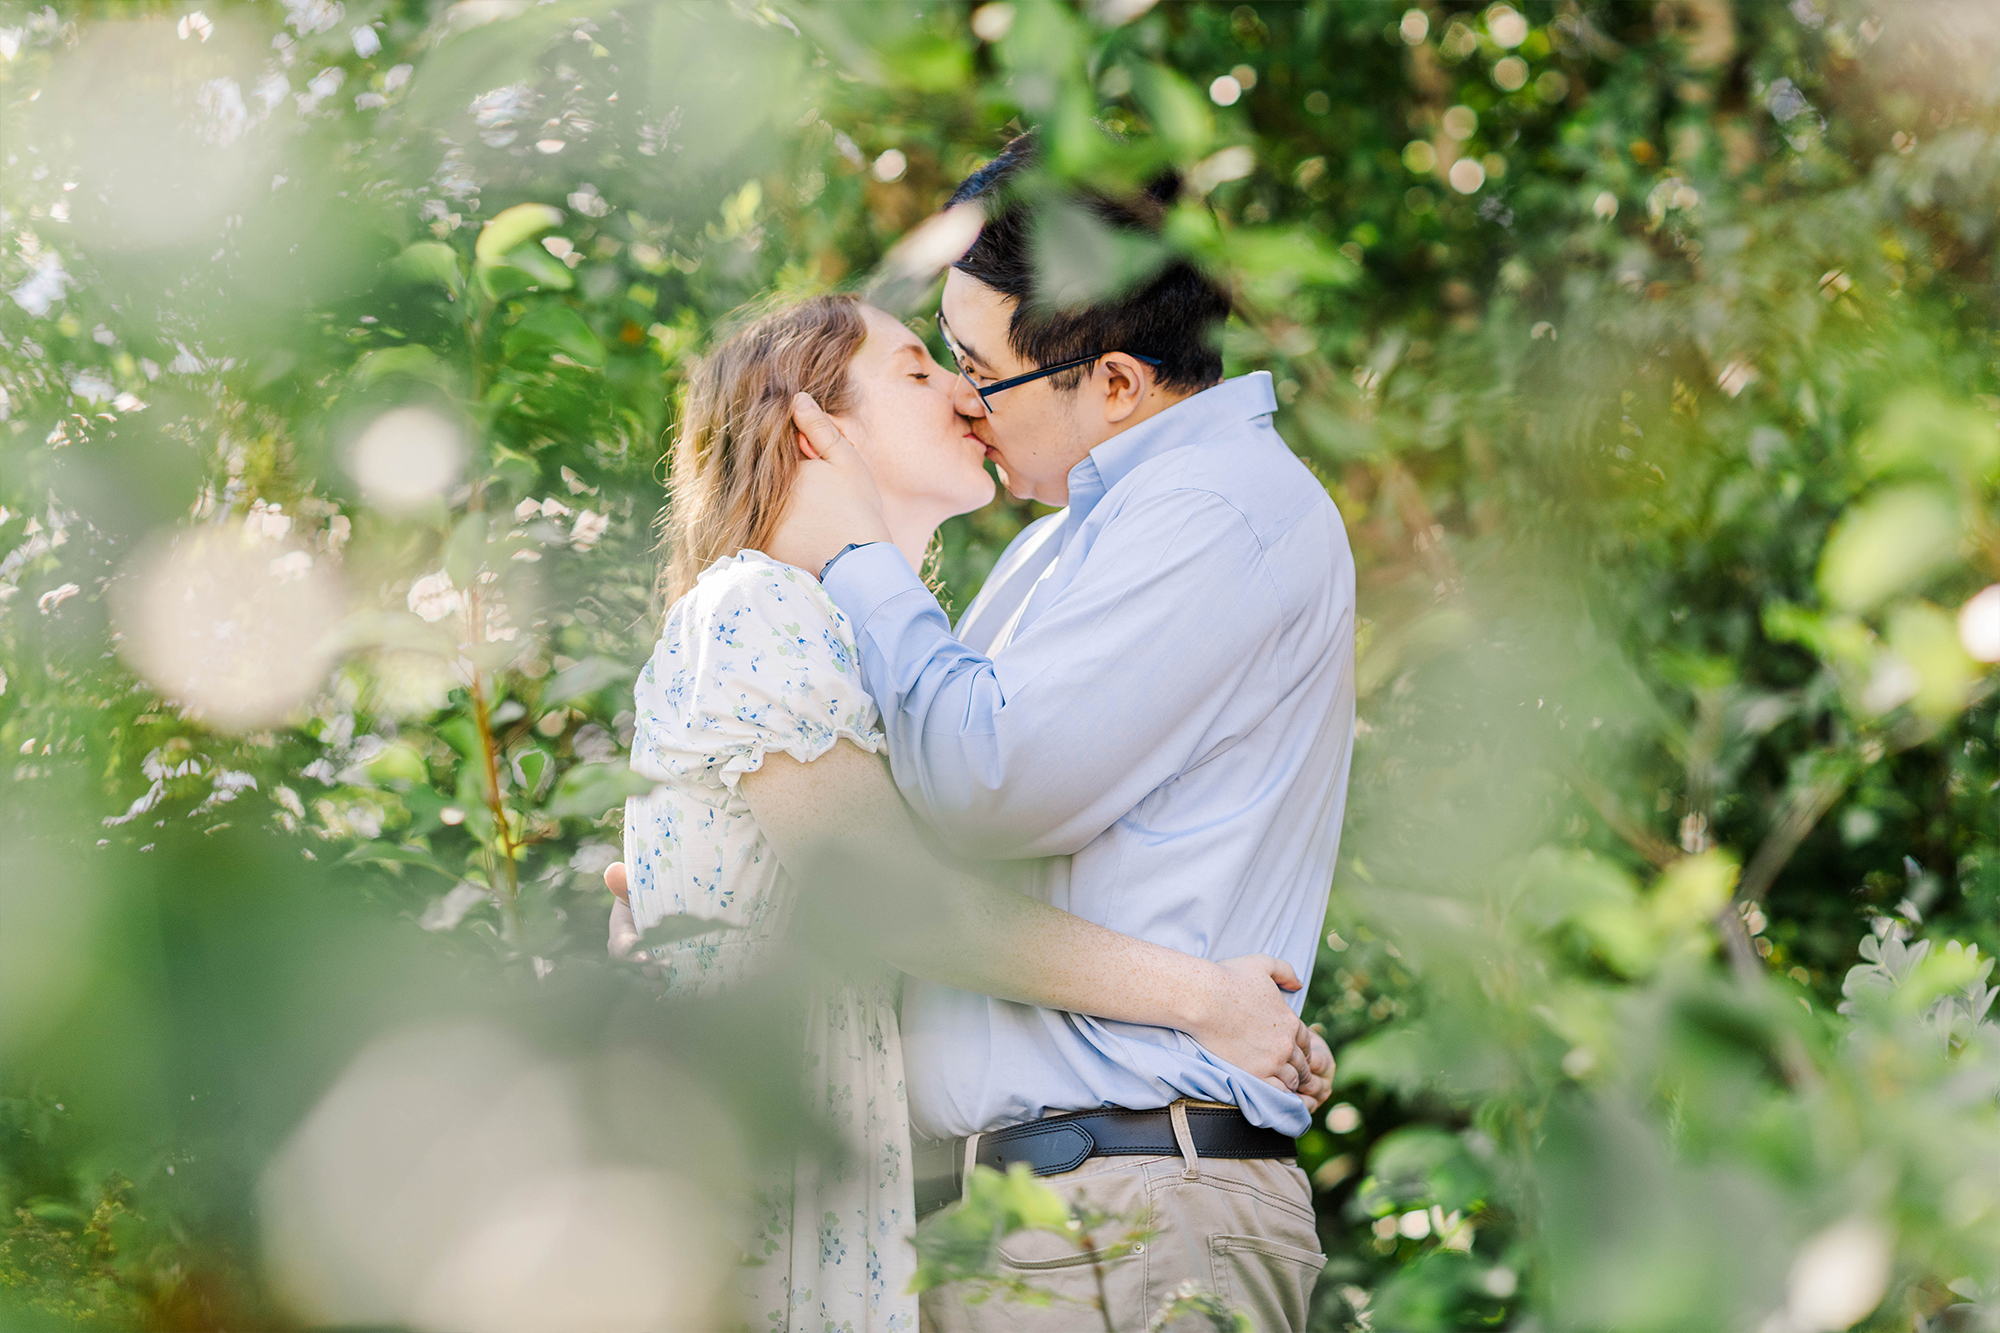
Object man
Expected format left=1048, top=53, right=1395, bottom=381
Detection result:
left=777, top=137, right=1356, bottom=1332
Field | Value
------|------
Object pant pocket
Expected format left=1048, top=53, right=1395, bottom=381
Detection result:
left=1207, top=1234, right=1326, bottom=1333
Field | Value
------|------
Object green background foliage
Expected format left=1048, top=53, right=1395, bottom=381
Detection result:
left=5, top=0, right=2000, bottom=1329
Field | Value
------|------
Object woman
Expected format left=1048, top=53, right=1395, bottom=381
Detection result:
left=604, top=293, right=1326, bottom=1332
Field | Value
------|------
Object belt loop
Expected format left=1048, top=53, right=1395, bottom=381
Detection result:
left=1169, top=1101, right=1201, bottom=1182
left=960, top=1132, right=984, bottom=1199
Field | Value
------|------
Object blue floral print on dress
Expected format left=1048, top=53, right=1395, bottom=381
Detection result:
left=621, top=551, right=912, bottom=1332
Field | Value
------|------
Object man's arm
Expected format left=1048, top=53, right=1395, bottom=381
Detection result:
left=750, top=740, right=1317, bottom=1093
left=825, top=489, right=1282, bottom=857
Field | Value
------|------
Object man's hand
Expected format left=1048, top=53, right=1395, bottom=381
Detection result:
left=1192, top=955, right=1315, bottom=1094
left=604, top=861, right=639, bottom=959
left=1297, top=1025, right=1336, bottom=1113
left=763, top=392, right=892, bottom=576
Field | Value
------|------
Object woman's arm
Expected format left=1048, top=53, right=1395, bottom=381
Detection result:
left=737, top=739, right=1314, bottom=1092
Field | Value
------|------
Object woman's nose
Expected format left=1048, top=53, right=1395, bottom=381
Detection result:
left=948, top=372, right=989, bottom=418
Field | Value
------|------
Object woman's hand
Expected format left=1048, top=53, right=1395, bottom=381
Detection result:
left=1189, top=955, right=1316, bottom=1095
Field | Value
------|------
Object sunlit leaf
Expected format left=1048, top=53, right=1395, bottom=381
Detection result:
left=1817, top=485, right=1961, bottom=612
left=474, top=203, right=566, bottom=265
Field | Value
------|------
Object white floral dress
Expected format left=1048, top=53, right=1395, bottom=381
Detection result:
left=624, top=550, right=916, bottom=1333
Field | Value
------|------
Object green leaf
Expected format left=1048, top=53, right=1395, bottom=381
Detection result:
left=1128, top=64, right=1214, bottom=154
left=480, top=243, right=576, bottom=299
left=545, top=655, right=636, bottom=706
left=502, top=304, right=605, bottom=368
left=353, top=344, right=454, bottom=390
left=1858, top=392, right=2000, bottom=485
left=475, top=203, right=565, bottom=264
left=436, top=714, right=484, bottom=762
left=1885, top=601, right=1978, bottom=720
left=547, top=761, right=654, bottom=820
left=364, top=742, right=430, bottom=788
left=340, top=842, right=458, bottom=882
left=1818, top=485, right=1961, bottom=612
left=388, top=241, right=464, bottom=296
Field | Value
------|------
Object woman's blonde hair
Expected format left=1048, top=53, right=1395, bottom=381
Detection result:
left=662, top=293, right=867, bottom=602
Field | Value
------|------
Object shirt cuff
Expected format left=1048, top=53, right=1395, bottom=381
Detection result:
left=821, top=540, right=931, bottom=632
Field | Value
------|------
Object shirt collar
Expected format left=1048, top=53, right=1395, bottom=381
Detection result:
left=1064, top=372, right=1279, bottom=523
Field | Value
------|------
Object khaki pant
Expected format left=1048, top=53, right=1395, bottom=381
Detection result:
left=919, top=1146, right=1324, bottom=1332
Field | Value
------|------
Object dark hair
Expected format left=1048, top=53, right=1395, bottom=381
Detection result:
left=946, top=134, right=1230, bottom=394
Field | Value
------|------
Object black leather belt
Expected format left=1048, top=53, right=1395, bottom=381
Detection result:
left=914, top=1104, right=1295, bottom=1217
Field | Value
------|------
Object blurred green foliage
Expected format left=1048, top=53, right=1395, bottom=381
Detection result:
left=7, top=0, right=2000, bottom=1329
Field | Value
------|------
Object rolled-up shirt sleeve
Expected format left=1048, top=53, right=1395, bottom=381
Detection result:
left=822, top=488, right=1282, bottom=859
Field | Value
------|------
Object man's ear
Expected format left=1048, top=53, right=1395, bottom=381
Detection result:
left=1099, top=353, right=1150, bottom=425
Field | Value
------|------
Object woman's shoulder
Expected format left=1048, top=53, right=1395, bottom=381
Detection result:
left=662, top=550, right=856, bottom=656
left=688, top=551, right=835, bottom=616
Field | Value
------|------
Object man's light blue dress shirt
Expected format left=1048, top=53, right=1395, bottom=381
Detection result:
left=822, top=371, right=1355, bottom=1139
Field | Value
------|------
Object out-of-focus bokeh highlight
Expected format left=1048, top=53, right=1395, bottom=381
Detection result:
left=7, top=1, right=2000, bottom=1330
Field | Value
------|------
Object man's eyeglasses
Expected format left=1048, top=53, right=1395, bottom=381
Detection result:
left=936, top=313, right=1160, bottom=414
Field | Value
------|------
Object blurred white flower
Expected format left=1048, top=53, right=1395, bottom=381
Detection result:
left=347, top=407, right=465, bottom=513
left=113, top=524, right=345, bottom=731
left=871, top=148, right=907, bottom=183
left=1959, top=585, right=2000, bottom=662
left=245, top=499, right=293, bottom=542
left=36, top=583, right=80, bottom=614
left=1718, top=359, right=1759, bottom=398
left=297, top=66, right=345, bottom=114
left=875, top=203, right=983, bottom=288
left=70, top=370, right=116, bottom=403
left=38, top=19, right=267, bottom=252
left=420, top=882, right=492, bottom=932
left=11, top=254, right=73, bottom=316
left=970, top=3, right=1015, bottom=41
left=283, top=0, right=345, bottom=36
left=1487, top=4, right=1528, bottom=47
left=270, top=549, right=315, bottom=583
left=1766, top=1218, right=1891, bottom=1333
left=260, top=1023, right=729, bottom=1332
left=196, top=76, right=250, bottom=146
left=1188, top=145, right=1255, bottom=195
left=1860, top=655, right=1919, bottom=714
left=407, top=571, right=464, bottom=624
left=566, top=183, right=611, bottom=218
left=570, top=509, right=608, bottom=550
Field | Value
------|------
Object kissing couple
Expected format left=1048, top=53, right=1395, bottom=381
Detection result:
left=602, top=135, right=1356, bottom=1333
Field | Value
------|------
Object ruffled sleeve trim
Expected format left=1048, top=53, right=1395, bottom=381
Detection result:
left=629, top=550, right=886, bottom=791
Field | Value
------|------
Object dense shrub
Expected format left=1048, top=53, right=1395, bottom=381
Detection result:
left=5, top=1, right=2000, bottom=1328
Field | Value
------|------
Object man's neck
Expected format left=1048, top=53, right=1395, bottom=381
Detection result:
left=1040, top=381, right=1203, bottom=507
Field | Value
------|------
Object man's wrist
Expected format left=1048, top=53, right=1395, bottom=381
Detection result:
left=1176, top=959, right=1227, bottom=1038
left=819, top=540, right=882, bottom=582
